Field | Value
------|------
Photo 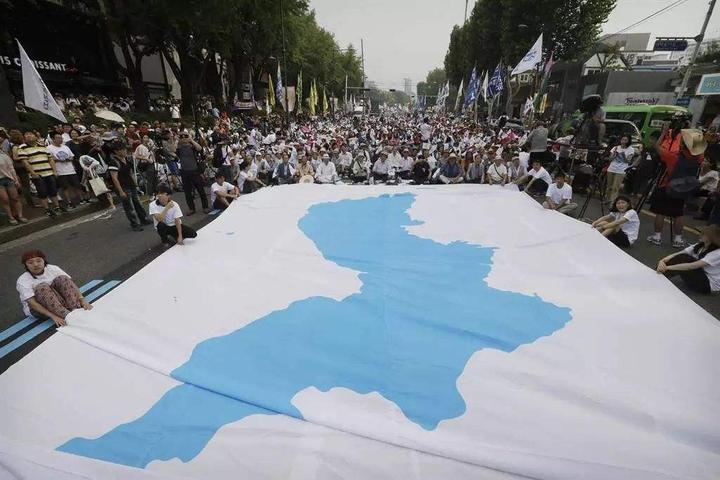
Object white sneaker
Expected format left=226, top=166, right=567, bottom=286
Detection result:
left=672, top=238, right=687, bottom=248
left=646, top=235, right=662, bottom=246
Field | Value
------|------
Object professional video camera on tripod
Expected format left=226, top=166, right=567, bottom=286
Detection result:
left=568, top=95, right=613, bottom=219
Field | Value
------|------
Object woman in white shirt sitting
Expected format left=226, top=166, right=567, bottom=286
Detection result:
left=656, top=225, right=720, bottom=294
left=16, top=249, right=92, bottom=327
left=592, top=195, right=640, bottom=247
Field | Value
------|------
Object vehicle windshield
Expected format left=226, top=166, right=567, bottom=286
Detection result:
left=604, top=111, right=646, bottom=131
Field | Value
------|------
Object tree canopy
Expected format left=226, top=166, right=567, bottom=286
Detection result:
left=444, top=0, right=616, bottom=86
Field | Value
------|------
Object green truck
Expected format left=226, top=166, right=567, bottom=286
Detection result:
left=557, top=104, right=691, bottom=146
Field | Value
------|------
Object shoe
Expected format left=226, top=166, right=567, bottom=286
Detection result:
left=141, top=219, right=153, bottom=226
left=46, top=208, right=57, bottom=218
left=58, top=204, right=68, bottom=213
left=131, top=225, right=144, bottom=232
left=646, top=235, right=662, bottom=246
left=8, top=218, right=18, bottom=225
left=672, top=238, right=687, bottom=249
left=17, top=217, right=28, bottom=223
left=202, top=208, right=211, bottom=214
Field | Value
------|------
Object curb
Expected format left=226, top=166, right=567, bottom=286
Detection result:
left=0, top=202, right=107, bottom=245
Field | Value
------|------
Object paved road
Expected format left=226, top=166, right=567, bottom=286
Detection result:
left=0, top=188, right=718, bottom=373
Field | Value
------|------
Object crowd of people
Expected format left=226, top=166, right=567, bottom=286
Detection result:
left=9, top=107, right=720, bottom=326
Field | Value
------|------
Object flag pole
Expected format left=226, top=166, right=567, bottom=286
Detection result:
left=280, top=0, right=290, bottom=130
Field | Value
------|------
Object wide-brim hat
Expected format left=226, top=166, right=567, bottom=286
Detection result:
left=681, top=129, right=707, bottom=156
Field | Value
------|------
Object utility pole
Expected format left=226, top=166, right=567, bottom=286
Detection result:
left=280, top=0, right=291, bottom=129
left=360, top=38, right=366, bottom=114
left=464, top=0, right=469, bottom=24
left=678, top=0, right=717, bottom=98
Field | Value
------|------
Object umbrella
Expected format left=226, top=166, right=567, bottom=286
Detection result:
left=93, top=110, right=125, bottom=123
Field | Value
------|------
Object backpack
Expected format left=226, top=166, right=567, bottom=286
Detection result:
left=665, top=152, right=700, bottom=199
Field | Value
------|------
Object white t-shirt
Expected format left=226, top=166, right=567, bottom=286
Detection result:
left=210, top=181, right=235, bottom=204
left=47, top=144, right=76, bottom=176
left=682, top=244, right=720, bottom=292
left=16, top=265, right=69, bottom=316
left=148, top=199, right=183, bottom=228
left=607, top=145, right=635, bottom=174
left=545, top=182, right=573, bottom=205
left=487, top=163, right=508, bottom=183
left=518, top=151, right=530, bottom=169
left=529, top=166, right=552, bottom=185
left=611, top=209, right=640, bottom=244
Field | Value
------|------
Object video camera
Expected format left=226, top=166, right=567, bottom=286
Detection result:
left=666, top=111, right=691, bottom=134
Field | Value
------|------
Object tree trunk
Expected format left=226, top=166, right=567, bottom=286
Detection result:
left=129, top=56, right=149, bottom=112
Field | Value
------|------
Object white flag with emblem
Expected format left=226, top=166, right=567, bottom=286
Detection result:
left=511, top=33, right=543, bottom=77
left=17, top=39, right=67, bottom=122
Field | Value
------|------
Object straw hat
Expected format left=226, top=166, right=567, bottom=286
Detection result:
left=681, top=129, right=707, bottom=156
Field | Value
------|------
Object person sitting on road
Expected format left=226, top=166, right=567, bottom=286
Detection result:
left=315, top=153, right=338, bottom=184
left=149, top=184, right=197, bottom=247
left=465, top=153, right=484, bottom=184
left=542, top=171, right=577, bottom=215
left=350, top=153, right=370, bottom=184
left=656, top=225, right=720, bottom=294
left=294, top=153, right=315, bottom=183
left=273, top=152, right=295, bottom=185
left=508, top=155, right=528, bottom=183
left=592, top=195, right=640, bottom=247
left=486, top=155, right=508, bottom=186
left=438, top=152, right=464, bottom=184
left=372, top=152, right=390, bottom=182
left=515, top=158, right=553, bottom=195
left=397, top=148, right=414, bottom=180
left=16, top=249, right=92, bottom=327
left=210, top=172, right=239, bottom=210
left=410, top=153, right=431, bottom=185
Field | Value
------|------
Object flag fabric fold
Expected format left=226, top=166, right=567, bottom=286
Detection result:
left=17, top=39, right=66, bottom=122
left=511, top=33, right=543, bottom=76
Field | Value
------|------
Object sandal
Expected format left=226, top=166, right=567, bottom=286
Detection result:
left=18, top=217, right=28, bottom=223
left=8, top=218, right=18, bottom=225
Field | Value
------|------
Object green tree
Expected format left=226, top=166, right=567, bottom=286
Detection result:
left=445, top=0, right=616, bottom=88
left=417, top=68, right=447, bottom=97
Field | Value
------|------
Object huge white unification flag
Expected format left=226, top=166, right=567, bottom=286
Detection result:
left=0, top=185, right=719, bottom=479
left=16, top=39, right=66, bottom=123
left=511, top=33, right=543, bottom=77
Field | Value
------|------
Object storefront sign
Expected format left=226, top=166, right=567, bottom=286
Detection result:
left=606, top=92, right=676, bottom=106
left=0, top=55, right=69, bottom=72
left=697, top=73, right=720, bottom=95
left=653, top=39, right=689, bottom=52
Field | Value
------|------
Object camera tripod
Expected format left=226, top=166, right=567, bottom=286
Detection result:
left=577, top=167, right=608, bottom=220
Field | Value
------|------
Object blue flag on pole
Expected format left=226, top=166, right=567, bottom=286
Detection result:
left=486, top=64, right=504, bottom=99
left=463, top=67, right=479, bottom=108
left=276, top=64, right=285, bottom=109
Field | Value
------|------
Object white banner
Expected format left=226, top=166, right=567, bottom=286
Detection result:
left=511, top=34, right=543, bottom=77
left=16, top=39, right=66, bottom=122
left=286, top=86, right=296, bottom=112
left=1, top=185, right=718, bottom=479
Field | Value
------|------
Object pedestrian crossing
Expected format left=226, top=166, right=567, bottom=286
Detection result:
left=0, top=279, right=121, bottom=362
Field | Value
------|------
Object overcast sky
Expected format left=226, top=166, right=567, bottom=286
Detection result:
left=310, top=0, right=720, bottom=90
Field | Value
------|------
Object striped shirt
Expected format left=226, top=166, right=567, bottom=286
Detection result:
left=17, top=144, right=54, bottom=177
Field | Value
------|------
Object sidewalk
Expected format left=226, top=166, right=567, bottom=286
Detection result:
left=0, top=200, right=109, bottom=245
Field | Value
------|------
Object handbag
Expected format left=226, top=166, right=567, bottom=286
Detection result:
left=89, top=170, right=109, bottom=196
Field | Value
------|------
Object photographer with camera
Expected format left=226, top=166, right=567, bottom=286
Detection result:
left=647, top=126, right=705, bottom=248
left=605, top=134, right=636, bottom=205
